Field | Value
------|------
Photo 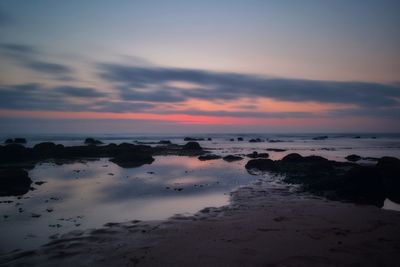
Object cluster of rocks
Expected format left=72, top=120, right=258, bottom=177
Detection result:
left=0, top=139, right=206, bottom=196
left=245, top=153, right=400, bottom=206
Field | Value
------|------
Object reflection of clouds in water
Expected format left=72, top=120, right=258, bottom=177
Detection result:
left=0, top=156, right=256, bottom=251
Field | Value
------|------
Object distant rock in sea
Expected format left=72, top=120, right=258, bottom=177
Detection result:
left=223, top=155, right=243, bottom=162
left=4, top=138, right=27, bottom=144
left=345, top=154, right=362, bottom=162
left=84, top=138, right=103, bottom=145
left=183, top=142, right=202, bottom=150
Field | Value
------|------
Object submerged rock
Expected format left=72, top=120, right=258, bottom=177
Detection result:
left=223, top=155, right=243, bottom=162
left=237, top=137, right=244, bottom=141
left=0, top=168, right=32, bottom=196
left=345, top=154, right=362, bottom=162
left=198, top=154, right=222, bottom=161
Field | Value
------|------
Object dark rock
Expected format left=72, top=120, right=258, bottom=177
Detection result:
left=0, top=168, right=32, bottom=196
left=237, top=137, right=244, bottom=141
left=207, top=138, right=212, bottom=141
left=312, top=136, right=328, bottom=140
left=354, top=136, right=361, bottom=139
left=4, top=138, right=27, bottom=144
left=268, top=139, right=284, bottom=143
left=223, top=155, right=243, bottom=162
left=14, top=138, right=27, bottom=144
left=84, top=138, right=103, bottom=145
left=245, top=159, right=276, bottom=171
left=158, top=140, right=172, bottom=145
left=4, top=139, right=13, bottom=144
left=281, top=153, right=303, bottom=162
left=246, top=151, right=269, bottom=159
left=110, top=153, right=155, bottom=168
left=345, top=154, right=362, bottom=162
left=266, top=148, right=286, bottom=152
left=0, top=144, right=32, bottom=163
left=183, top=142, right=202, bottom=150
left=340, top=166, right=385, bottom=206
left=184, top=137, right=204, bottom=141
left=198, top=154, right=222, bottom=161
left=249, top=138, right=264, bottom=143
left=229, top=138, right=235, bottom=142
left=377, top=157, right=400, bottom=203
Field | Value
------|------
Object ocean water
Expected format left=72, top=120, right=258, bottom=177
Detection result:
left=0, top=133, right=399, bottom=253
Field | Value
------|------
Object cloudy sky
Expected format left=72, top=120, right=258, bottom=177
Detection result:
left=0, top=0, right=399, bottom=133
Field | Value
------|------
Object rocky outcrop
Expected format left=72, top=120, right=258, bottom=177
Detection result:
left=245, top=153, right=400, bottom=207
left=0, top=168, right=32, bottom=196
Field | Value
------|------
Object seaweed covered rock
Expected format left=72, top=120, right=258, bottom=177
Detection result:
left=0, top=168, right=32, bottom=196
left=245, top=159, right=276, bottom=171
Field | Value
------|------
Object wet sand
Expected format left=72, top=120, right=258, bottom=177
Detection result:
left=3, top=175, right=400, bottom=267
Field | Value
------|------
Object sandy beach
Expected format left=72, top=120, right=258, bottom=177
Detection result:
left=3, top=173, right=400, bottom=267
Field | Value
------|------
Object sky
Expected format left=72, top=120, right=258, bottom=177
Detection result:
left=0, top=0, right=399, bottom=134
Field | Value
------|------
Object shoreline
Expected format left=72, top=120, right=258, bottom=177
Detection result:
left=1, top=140, right=400, bottom=266
left=3, top=173, right=400, bottom=266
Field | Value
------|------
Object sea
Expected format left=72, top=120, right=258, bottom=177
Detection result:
left=1, top=133, right=400, bottom=253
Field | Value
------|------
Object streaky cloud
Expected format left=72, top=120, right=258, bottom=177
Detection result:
left=0, top=43, right=74, bottom=80
left=100, top=64, right=400, bottom=108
